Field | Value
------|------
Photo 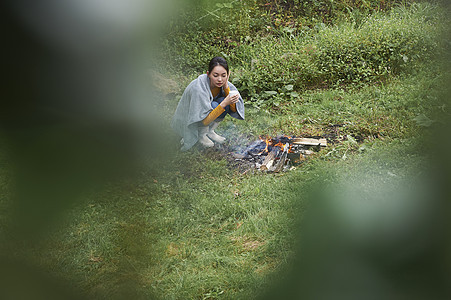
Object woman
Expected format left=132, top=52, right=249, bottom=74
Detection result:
left=171, top=57, right=245, bottom=151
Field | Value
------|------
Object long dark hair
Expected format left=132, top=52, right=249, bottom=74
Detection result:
left=208, top=57, right=229, bottom=73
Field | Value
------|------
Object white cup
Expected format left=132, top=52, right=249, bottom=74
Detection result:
left=229, top=90, right=240, bottom=97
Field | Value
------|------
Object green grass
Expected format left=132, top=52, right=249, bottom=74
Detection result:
left=16, top=152, right=301, bottom=299
left=1, top=60, right=446, bottom=299
left=1, top=2, right=450, bottom=298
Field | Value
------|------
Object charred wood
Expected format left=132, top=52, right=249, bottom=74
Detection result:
left=260, top=148, right=279, bottom=171
left=274, top=143, right=289, bottom=173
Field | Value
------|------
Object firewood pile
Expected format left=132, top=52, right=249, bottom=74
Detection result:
left=232, top=136, right=327, bottom=173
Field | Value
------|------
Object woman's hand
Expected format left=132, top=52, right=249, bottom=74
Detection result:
left=219, top=70, right=239, bottom=108
left=220, top=93, right=239, bottom=108
left=220, top=71, right=238, bottom=108
left=223, top=71, right=230, bottom=91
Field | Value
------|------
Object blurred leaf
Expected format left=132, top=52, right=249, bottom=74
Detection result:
left=413, top=114, right=435, bottom=127
left=264, top=91, right=278, bottom=95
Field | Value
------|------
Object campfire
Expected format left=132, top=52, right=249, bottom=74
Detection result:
left=233, top=135, right=327, bottom=173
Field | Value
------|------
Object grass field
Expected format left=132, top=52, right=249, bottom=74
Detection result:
left=1, top=59, right=449, bottom=299
left=1, top=1, right=450, bottom=298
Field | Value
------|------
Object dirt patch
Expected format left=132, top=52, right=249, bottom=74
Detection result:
left=229, top=235, right=266, bottom=252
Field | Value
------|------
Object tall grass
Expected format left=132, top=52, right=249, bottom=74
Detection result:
left=160, top=2, right=446, bottom=109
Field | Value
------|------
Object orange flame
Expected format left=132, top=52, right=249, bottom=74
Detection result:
left=274, top=142, right=284, bottom=148
left=258, top=135, right=293, bottom=155
left=258, top=137, right=271, bottom=155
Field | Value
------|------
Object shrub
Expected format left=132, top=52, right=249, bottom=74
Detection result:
left=159, top=2, right=446, bottom=108
left=254, top=0, right=409, bottom=26
left=229, top=2, right=445, bottom=104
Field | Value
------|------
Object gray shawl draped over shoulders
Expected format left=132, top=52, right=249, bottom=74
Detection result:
left=171, top=74, right=244, bottom=151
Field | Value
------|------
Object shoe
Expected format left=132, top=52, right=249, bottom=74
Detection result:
left=198, top=125, right=214, bottom=147
left=207, top=121, right=226, bottom=144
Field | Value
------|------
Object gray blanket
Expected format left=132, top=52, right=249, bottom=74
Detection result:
left=171, top=74, right=245, bottom=151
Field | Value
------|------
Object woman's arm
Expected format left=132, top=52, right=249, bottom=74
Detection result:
left=201, top=92, right=239, bottom=126
left=202, top=105, right=225, bottom=126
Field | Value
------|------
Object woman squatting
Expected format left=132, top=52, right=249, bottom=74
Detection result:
left=171, top=57, right=245, bottom=151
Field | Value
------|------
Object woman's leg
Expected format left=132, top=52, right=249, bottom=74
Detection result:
left=208, top=97, right=228, bottom=143
left=207, top=120, right=225, bottom=143
left=198, top=124, right=214, bottom=147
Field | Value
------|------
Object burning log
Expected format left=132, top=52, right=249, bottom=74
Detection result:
left=291, top=138, right=327, bottom=147
left=274, top=143, right=289, bottom=173
left=260, top=147, right=279, bottom=171
left=234, top=134, right=327, bottom=173
left=247, top=150, right=259, bottom=160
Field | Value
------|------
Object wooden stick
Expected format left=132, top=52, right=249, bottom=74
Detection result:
left=260, top=148, right=279, bottom=171
left=274, top=143, right=289, bottom=173
left=291, top=138, right=327, bottom=147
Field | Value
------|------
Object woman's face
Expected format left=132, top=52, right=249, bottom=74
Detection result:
left=207, top=65, right=228, bottom=89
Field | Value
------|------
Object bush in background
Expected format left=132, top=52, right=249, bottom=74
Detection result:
left=254, top=0, right=407, bottom=26
left=159, top=1, right=447, bottom=107
left=231, top=3, right=445, bottom=102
